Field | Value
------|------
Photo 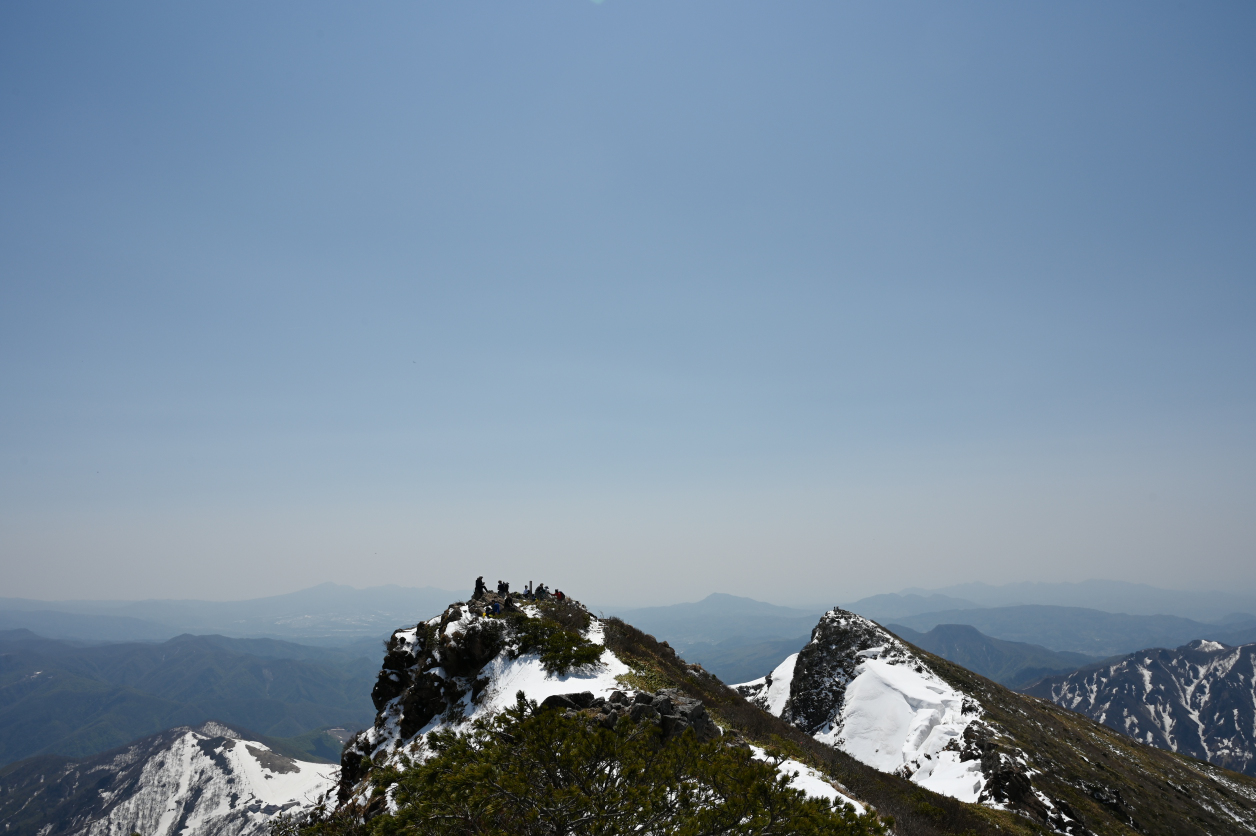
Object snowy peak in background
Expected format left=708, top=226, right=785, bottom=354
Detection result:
left=1026, top=640, right=1256, bottom=776
left=0, top=721, right=336, bottom=836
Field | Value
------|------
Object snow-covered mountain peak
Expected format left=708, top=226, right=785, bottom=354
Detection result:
left=737, top=606, right=991, bottom=803
left=1186, top=638, right=1228, bottom=653
left=0, top=721, right=337, bottom=836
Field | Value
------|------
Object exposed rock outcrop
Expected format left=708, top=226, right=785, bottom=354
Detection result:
left=539, top=688, right=721, bottom=742
left=737, top=607, right=1096, bottom=833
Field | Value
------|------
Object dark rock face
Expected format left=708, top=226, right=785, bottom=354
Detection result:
left=1026, top=640, right=1256, bottom=776
left=343, top=605, right=498, bottom=803
left=542, top=689, right=720, bottom=743
left=783, top=608, right=918, bottom=735
left=340, top=598, right=578, bottom=805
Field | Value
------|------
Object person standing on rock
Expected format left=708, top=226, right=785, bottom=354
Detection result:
left=474, top=576, right=487, bottom=599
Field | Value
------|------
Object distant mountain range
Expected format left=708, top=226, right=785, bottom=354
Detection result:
left=842, top=592, right=984, bottom=623
left=607, top=593, right=822, bottom=683
left=887, top=604, right=1256, bottom=657
left=893, top=580, right=1256, bottom=622
left=11, top=589, right=1256, bottom=836
left=605, top=588, right=1256, bottom=683
left=886, top=622, right=1096, bottom=688
left=0, top=583, right=462, bottom=644
left=0, top=628, right=377, bottom=766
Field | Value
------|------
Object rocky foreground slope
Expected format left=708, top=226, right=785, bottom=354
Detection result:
left=1026, top=639, right=1256, bottom=776
left=0, top=721, right=336, bottom=836
left=333, top=593, right=866, bottom=818
left=739, top=607, right=1256, bottom=835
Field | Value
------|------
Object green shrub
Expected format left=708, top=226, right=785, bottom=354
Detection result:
left=306, top=694, right=886, bottom=836
left=509, top=613, right=603, bottom=675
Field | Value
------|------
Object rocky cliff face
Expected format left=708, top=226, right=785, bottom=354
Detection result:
left=738, top=608, right=1088, bottom=833
left=332, top=593, right=877, bottom=824
left=0, top=721, right=336, bottom=836
left=337, top=595, right=703, bottom=811
left=1026, top=639, right=1256, bottom=776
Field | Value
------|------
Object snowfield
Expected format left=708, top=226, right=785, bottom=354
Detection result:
left=738, top=611, right=987, bottom=803
left=80, top=723, right=337, bottom=836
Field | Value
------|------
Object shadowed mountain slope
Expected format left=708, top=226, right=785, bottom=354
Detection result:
left=886, top=622, right=1096, bottom=688
left=0, top=631, right=376, bottom=765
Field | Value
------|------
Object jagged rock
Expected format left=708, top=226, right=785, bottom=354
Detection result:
left=540, top=693, right=581, bottom=711
left=544, top=688, right=720, bottom=743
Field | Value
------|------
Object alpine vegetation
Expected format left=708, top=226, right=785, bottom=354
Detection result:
left=302, top=693, right=883, bottom=836
left=314, top=589, right=886, bottom=835
left=737, top=607, right=1256, bottom=835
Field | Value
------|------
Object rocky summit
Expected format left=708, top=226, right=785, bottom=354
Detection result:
left=333, top=591, right=870, bottom=824
left=738, top=606, right=1256, bottom=835
left=737, top=608, right=1069, bottom=824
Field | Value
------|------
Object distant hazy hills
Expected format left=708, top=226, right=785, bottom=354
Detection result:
left=608, top=593, right=823, bottom=684
left=886, top=605, right=1256, bottom=657
left=603, top=584, right=1256, bottom=684
left=886, top=622, right=1096, bottom=688
left=0, top=629, right=377, bottom=766
left=0, top=582, right=462, bottom=645
left=895, top=580, right=1256, bottom=623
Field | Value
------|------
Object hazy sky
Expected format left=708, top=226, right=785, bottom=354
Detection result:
left=2, top=2, right=1254, bottom=607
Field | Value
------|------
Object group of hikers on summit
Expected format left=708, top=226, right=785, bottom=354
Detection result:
left=472, top=576, right=567, bottom=615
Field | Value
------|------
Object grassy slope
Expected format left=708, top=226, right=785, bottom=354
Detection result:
left=602, top=617, right=1048, bottom=836
left=918, top=648, right=1256, bottom=836
left=606, top=615, right=1256, bottom=836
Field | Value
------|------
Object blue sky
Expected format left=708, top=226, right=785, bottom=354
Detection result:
left=2, top=1, right=1254, bottom=605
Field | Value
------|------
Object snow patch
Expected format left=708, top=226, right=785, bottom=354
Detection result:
left=817, top=656, right=984, bottom=802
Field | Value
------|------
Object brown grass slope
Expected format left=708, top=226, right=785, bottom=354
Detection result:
left=605, top=616, right=1256, bottom=836
left=603, top=617, right=1048, bottom=836
left=916, top=646, right=1256, bottom=836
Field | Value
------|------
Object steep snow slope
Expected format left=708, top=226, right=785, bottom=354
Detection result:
left=738, top=610, right=988, bottom=803
left=0, top=721, right=336, bottom=836
left=739, top=607, right=1256, bottom=835
left=1026, top=639, right=1256, bottom=775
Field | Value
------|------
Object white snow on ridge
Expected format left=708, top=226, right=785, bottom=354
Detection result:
left=749, top=745, right=865, bottom=814
left=738, top=620, right=985, bottom=804
left=82, top=727, right=336, bottom=836
left=362, top=614, right=634, bottom=769
left=818, top=650, right=983, bottom=802
left=473, top=645, right=632, bottom=719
